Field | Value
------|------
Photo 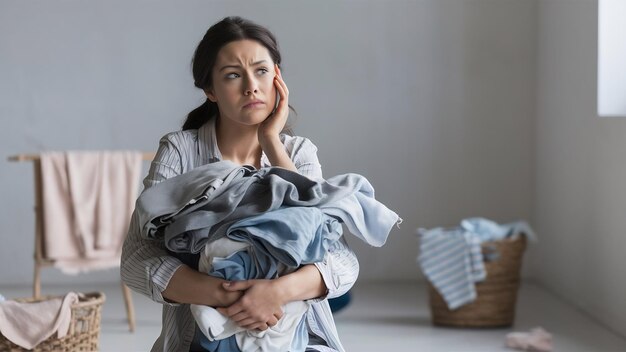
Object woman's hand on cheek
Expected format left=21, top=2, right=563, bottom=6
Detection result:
left=216, top=279, right=287, bottom=331
left=258, top=64, right=289, bottom=145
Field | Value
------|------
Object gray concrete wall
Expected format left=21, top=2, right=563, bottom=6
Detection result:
left=532, top=0, right=626, bottom=338
left=0, top=1, right=536, bottom=288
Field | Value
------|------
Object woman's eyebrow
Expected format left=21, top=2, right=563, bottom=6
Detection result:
left=219, top=60, right=268, bottom=72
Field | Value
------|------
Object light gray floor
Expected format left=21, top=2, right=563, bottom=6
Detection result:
left=1, top=281, right=625, bottom=351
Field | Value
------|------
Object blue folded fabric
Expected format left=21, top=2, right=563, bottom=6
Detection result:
left=194, top=326, right=240, bottom=352
left=211, top=251, right=277, bottom=281
left=417, top=217, right=536, bottom=310
left=226, top=207, right=343, bottom=268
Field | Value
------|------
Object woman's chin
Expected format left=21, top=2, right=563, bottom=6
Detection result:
left=237, top=110, right=272, bottom=125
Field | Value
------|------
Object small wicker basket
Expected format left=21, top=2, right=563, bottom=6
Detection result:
left=0, top=292, right=105, bottom=352
left=428, top=235, right=527, bottom=328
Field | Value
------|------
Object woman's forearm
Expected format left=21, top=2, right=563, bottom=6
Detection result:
left=162, top=265, right=242, bottom=306
left=274, top=264, right=327, bottom=302
left=255, top=135, right=330, bottom=302
left=259, top=134, right=298, bottom=172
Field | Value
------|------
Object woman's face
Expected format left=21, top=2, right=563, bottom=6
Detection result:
left=206, top=39, right=277, bottom=126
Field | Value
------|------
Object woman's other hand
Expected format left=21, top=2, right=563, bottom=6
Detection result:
left=258, top=64, right=289, bottom=143
left=215, top=281, right=246, bottom=307
left=162, top=266, right=243, bottom=306
left=216, top=279, right=287, bottom=331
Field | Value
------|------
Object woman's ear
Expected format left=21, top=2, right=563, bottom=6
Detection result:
left=204, top=88, right=217, bottom=103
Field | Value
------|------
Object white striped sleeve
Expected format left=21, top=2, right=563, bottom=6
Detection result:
left=143, top=133, right=184, bottom=188
left=288, top=136, right=324, bottom=181
left=121, top=133, right=185, bottom=305
left=121, top=213, right=184, bottom=305
left=312, top=236, right=360, bottom=301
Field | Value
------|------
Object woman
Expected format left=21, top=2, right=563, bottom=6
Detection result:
left=121, top=16, right=358, bottom=352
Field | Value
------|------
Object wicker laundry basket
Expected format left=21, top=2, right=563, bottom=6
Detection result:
left=0, top=292, right=105, bottom=352
left=428, top=235, right=527, bottom=328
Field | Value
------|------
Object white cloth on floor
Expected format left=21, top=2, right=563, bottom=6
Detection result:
left=505, top=326, right=553, bottom=351
left=0, top=292, right=78, bottom=349
left=40, top=151, right=142, bottom=273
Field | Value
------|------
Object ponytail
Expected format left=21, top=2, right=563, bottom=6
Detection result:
left=182, top=99, right=218, bottom=130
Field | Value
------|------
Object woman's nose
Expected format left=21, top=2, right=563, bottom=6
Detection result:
left=243, top=77, right=259, bottom=96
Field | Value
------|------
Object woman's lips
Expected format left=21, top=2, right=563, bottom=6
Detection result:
left=243, top=102, right=265, bottom=109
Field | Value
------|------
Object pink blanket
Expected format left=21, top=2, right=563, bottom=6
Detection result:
left=39, top=151, right=142, bottom=273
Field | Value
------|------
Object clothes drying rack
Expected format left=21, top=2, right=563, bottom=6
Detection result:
left=7, top=152, right=156, bottom=333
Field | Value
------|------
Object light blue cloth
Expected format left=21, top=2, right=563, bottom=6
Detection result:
left=193, top=326, right=240, bottom=352
left=226, top=207, right=343, bottom=268
left=460, top=217, right=537, bottom=242
left=211, top=251, right=276, bottom=280
left=417, top=217, right=536, bottom=310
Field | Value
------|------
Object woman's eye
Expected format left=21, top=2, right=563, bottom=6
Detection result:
left=258, top=68, right=269, bottom=74
left=226, top=73, right=239, bottom=79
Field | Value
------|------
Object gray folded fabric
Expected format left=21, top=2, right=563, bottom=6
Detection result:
left=134, top=161, right=401, bottom=254
left=135, top=160, right=254, bottom=239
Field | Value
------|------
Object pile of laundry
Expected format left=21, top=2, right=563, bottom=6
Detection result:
left=132, top=160, right=402, bottom=351
left=417, top=217, right=536, bottom=310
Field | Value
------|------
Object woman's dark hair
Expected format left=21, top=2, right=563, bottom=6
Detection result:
left=183, top=16, right=296, bottom=131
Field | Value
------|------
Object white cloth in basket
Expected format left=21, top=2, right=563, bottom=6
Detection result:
left=0, top=292, right=78, bottom=349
